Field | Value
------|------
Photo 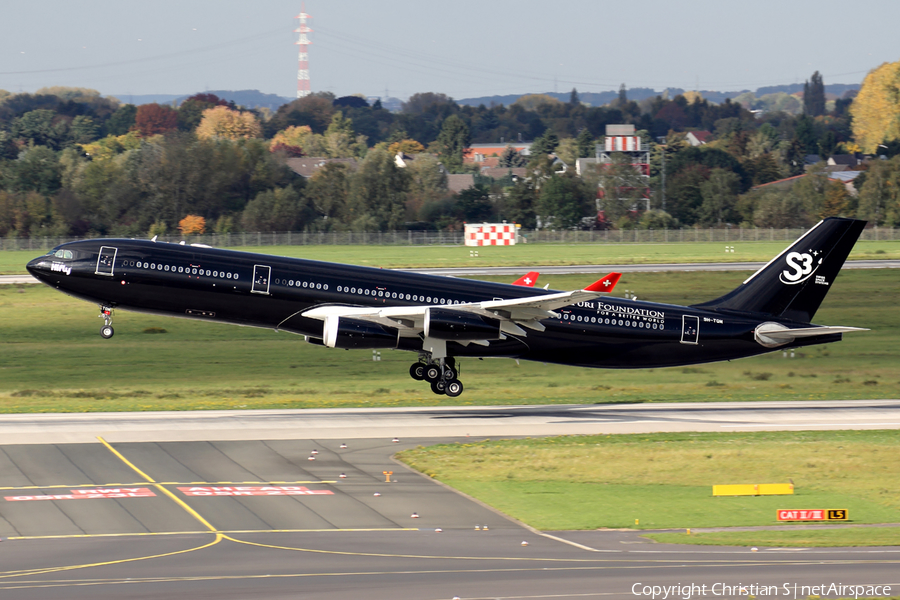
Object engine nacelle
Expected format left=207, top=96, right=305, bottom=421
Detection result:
left=424, top=307, right=501, bottom=341
left=323, top=316, right=399, bottom=349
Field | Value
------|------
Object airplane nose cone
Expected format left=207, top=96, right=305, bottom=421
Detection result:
left=26, top=256, right=50, bottom=278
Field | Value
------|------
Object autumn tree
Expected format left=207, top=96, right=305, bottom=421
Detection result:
left=851, top=60, right=900, bottom=153
left=134, top=104, right=178, bottom=137
left=178, top=93, right=228, bottom=131
left=178, top=214, right=206, bottom=235
left=388, top=139, right=425, bottom=155
left=195, top=106, right=261, bottom=141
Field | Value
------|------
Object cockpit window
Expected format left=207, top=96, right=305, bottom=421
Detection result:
left=53, top=249, right=75, bottom=260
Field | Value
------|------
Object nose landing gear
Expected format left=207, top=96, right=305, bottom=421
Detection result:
left=98, top=306, right=115, bottom=339
left=409, top=355, right=464, bottom=397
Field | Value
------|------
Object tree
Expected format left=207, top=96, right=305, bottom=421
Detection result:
left=569, top=88, right=580, bottom=106
left=617, top=84, right=628, bottom=106
left=576, top=128, right=594, bottom=159
left=803, top=71, right=826, bottom=117
left=10, top=146, right=61, bottom=195
left=857, top=155, right=900, bottom=225
left=598, top=153, right=648, bottom=225
left=535, top=173, right=592, bottom=229
left=435, top=115, right=470, bottom=173
left=504, top=179, right=537, bottom=229
left=498, top=145, right=527, bottom=168
left=178, top=93, right=228, bottom=131
left=11, top=109, right=67, bottom=149
left=178, top=214, right=206, bottom=235
left=530, top=131, right=559, bottom=157
left=195, top=106, right=261, bottom=141
left=388, top=139, right=425, bottom=155
left=820, top=180, right=853, bottom=218
left=134, top=104, right=178, bottom=137
left=851, top=60, right=900, bottom=153
left=346, top=147, right=410, bottom=230
left=698, top=168, right=741, bottom=225
left=241, top=186, right=309, bottom=231
left=306, top=162, right=351, bottom=225
left=456, top=184, right=493, bottom=222
left=405, top=154, right=449, bottom=219
left=104, top=104, right=137, bottom=136
left=70, top=116, right=99, bottom=144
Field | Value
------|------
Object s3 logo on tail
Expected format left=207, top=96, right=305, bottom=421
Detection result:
left=779, top=251, right=822, bottom=285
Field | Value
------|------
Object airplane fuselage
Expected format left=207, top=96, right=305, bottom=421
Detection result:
left=26, top=239, right=836, bottom=371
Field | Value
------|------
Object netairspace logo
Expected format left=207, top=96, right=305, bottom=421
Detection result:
left=631, top=582, right=892, bottom=599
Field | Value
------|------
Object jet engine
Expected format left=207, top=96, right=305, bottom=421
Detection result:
left=424, top=307, right=502, bottom=341
left=323, top=316, right=399, bottom=349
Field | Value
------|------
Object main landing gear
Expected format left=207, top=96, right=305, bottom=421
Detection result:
left=98, top=305, right=114, bottom=339
left=409, top=356, right=464, bottom=397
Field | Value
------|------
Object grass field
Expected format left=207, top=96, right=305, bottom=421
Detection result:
left=395, top=430, right=900, bottom=546
left=0, top=268, right=896, bottom=412
left=2, top=239, right=899, bottom=274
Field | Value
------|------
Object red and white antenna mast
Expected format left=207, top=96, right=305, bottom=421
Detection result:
left=294, top=6, right=312, bottom=98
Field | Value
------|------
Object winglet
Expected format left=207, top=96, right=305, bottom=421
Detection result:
left=512, top=271, right=540, bottom=287
left=584, top=272, right=621, bottom=293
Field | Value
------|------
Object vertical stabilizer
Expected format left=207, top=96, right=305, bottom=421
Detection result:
left=692, top=217, right=866, bottom=323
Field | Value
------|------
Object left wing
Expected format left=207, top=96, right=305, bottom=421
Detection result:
left=301, top=273, right=622, bottom=338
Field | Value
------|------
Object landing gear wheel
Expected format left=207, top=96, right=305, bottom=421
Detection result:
left=100, top=325, right=114, bottom=339
left=445, top=379, right=463, bottom=397
left=424, top=365, right=442, bottom=383
left=409, top=363, right=425, bottom=381
left=430, top=379, right=447, bottom=395
left=442, top=366, right=457, bottom=381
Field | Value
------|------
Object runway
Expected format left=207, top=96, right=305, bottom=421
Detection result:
left=1, top=402, right=899, bottom=598
left=1, top=399, right=898, bottom=445
left=3, top=258, right=899, bottom=285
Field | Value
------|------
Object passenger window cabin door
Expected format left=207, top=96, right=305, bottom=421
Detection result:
left=252, top=265, right=271, bottom=295
left=680, top=315, right=699, bottom=345
left=95, top=246, right=118, bottom=276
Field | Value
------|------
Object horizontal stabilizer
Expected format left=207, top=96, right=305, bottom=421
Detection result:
left=754, top=322, right=869, bottom=348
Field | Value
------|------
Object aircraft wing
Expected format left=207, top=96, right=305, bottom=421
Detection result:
left=301, top=273, right=622, bottom=337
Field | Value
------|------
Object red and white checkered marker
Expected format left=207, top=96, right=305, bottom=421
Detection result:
left=465, top=223, right=518, bottom=246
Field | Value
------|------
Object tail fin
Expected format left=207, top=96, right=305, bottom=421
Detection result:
left=692, top=217, right=866, bottom=323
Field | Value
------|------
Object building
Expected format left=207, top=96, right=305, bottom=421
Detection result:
left=463, top=143, right=531, bottom=164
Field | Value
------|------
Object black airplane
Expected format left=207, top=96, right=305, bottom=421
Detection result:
left=27, top=217, right=867, bottom=397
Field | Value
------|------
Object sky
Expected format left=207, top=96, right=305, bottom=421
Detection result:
left=2, top=0, right=899, bottom=102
